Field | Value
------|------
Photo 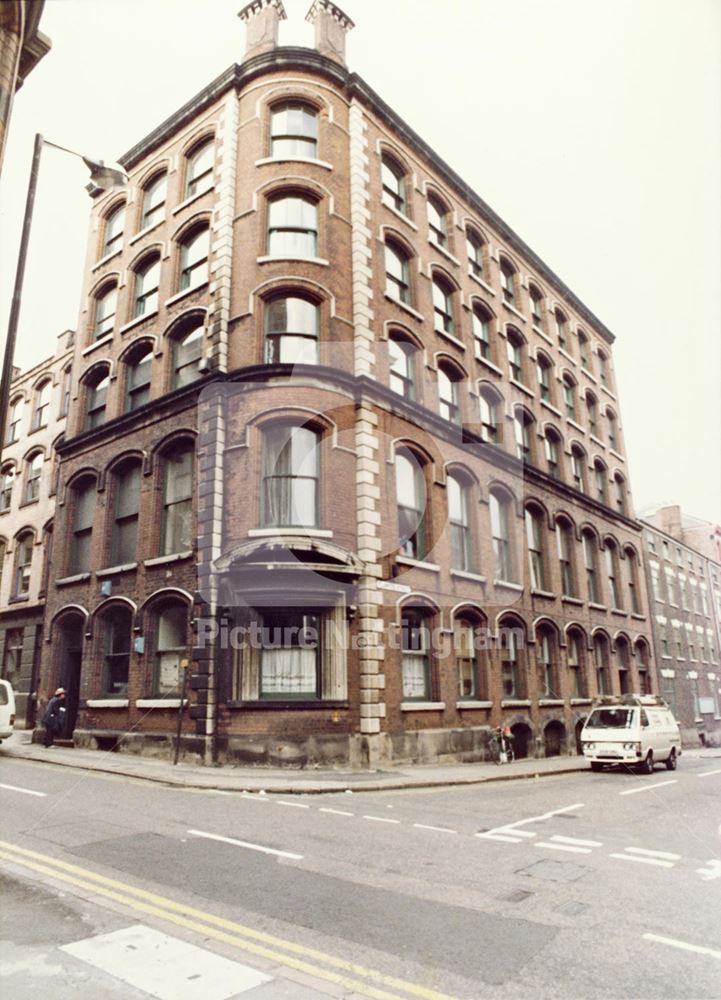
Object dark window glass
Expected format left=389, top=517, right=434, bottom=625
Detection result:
left=264, top=296, right=319, bottom=365
left=261, top=424, right=319, bottom=528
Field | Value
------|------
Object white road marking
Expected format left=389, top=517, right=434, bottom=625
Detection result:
left=363, top=815, right=401, bottom=824
left=620, top=780, right=677, bottom=796
left=241, top=792, right=270, bottom=801
left=187, top=829, right=303, bottom=860
left=698, top=768, right=721, bottom=777
left=476, top=833, right=524, bottom=844
left=550, top=835, right=603, bottom=848
left=644, top=933, right=721, bottom=961
left=412, top=823, right=457, bottom=834
left=61, top=924, right=271, bottom=999
left=696, top=860, right=721, bottom=881
left=0, top=782, right=47, bottom=797
left=319, top=807, right=354, bottom=817
left=275, top=800, right=310, bottom=809
left=501, top=802, right=586, bottom=830
left=499, top=829, right=536, bottom=838
left=610, top=853, right=675, bottom=868
left=625, top=847, right=681, bottom=861
left=535, top=841, right=592, bottom=854
left=479, top=803, right=585, bottom=843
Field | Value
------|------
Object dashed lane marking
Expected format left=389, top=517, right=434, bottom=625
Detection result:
left=610, top=853, right=675, bottom=869
left=0, top=782, right=47, bottom=797
left=318, top=807, right=354, bottom=817
left=620, top=780, right=678, bottom=796
left=550, top=835, right=603, bottom=848
left=624, top=847, right=681, bottom=861
left=535, top=841, right=592, bottom=854
left=477, top=833, right=525, bottom=844
left=644, top=933, right=721, bottom=961
left=187, top=829, right=303, bottom=861
left=698, top=768, right=721, bottom=777
left=363, top=815, right=401, bottom=825
left=276, top=801, right=310, bottom=809
left=412, top=824, right=457, bottom=834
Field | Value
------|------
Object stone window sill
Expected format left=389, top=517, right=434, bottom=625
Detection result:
left=86, top=699, right=129, bottom=708
left=383, top=293, right=425, bottom=323
left=456, top=700, right=492, bottom=709
left=82, top=333, right=113, bottom=357
left=476, top=356, right=504, bottom=377
left=171, top=185, right=215, bottom=216
left=254, top=156, right=333, bottom=171
left=468, top=271, right=495, bottom=296
left=531, top=589, right=557, bottom=599
left=136, top=699, right=187, bottom=709
left=226, top=700, right=349, bottom=710
left=91, top=247, right=122, bottom=273
left=570, top=698, right=592, bottom=706
left=428, top=238, right=461, bottom=268
left=165, top=282, right=208, bottom=309
left=247, top=528, right=332, bottom=538
left=129, top=218, right=165, bottom=245
left=450, top=569, right=486, bottom=585
left=144, top=551, right=193, bottom=567
left=436, top=327, right=466, bottom=352
left=396, top=555, right=441, bottom=573
left=257, top=255, right=329, bottom=267
left=509, top=378, right=535, bottom=399
left=56, top=573, right=91, bottom=586
left=540, top=399, right=563, bottom=418
left=502, top=301, right=526, bottom=324
left=494, top=578, right=523, bottom=592
left=119, top=310, right=158, bottom=336
left=588, top=602, right=607, bottom=611
left=96, top=563, right=138, bottom=577
left=539, top=699, right=564, bottom=707
left=400, top=701, right=445, bottom=712
left=501, top=699, right=531, bottom=708
left=562, top=596, right=584, bottom=606
left=382, top=201, right=419, bottom=231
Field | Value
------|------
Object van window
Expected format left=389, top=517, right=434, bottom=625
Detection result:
left=640, top=710, right=649, bottom=727
left=0, top=686, right=8, bottom=706
left=586, top=708, right=635, bottom=729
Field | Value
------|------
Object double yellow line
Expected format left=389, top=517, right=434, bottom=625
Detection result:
left=0, top=839, right=456, bottom=1000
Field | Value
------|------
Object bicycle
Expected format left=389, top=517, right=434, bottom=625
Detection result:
left=489, top=734, right=515, bottom=764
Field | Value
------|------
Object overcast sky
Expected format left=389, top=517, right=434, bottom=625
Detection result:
left=0, top=0, right=719, bottom=522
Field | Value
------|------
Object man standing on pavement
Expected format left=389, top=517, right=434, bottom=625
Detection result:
left=41, top=688, right=66, bottom=748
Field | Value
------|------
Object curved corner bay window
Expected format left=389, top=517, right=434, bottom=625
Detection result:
left=134, top=257, right=161, bottom=317
left=265, top=296, right=319, bottom=365
left=94, top=285, right=117, bottom=340
left=381, top=156, right=405, bottom=213
left=125, top=346, right=152, bottom=412
left=111, top=463, right=141, bottom=566
left=261, top=424, right=319, bottom=528
left=69, top=480, right=96, bottom=574
left=270, top=102, right=318, bottom=158
left=259, top=609, right=320, bottom=699
left=388, top=336, right=416, bottom=399
left=401, top=609, right=431, bottom=700
left=179, top=227, right=209, bottom=291
left=396, top=450, right=426, bottom=560
left=384, top=243, right=410, bottom=303
left=141, top=173, right=167, bottom=229
left=102, top=607, right=132, bottom=697
left=267, top=195, right=318, bottom=258
left=185, top=139, right=214, bottom=198
left=172, top=322, right=204, bottom=389
left=448, top=475, right=471, bottom=572
left=155, top=604, right=187, bottom=695
left=161, top=445, right=193, bottom=556
left=85, top=370, right=109, bottom=430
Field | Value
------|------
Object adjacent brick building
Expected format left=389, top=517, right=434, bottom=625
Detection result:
left=39, top=0, right=656, bottom=765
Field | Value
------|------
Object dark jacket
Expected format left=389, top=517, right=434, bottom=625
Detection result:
left=42, top=696, right=66, bottom=733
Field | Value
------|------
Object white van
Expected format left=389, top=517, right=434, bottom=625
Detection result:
left=0, top=679, right=16, bottom=742
left=581, top=694, right=681, bottom=774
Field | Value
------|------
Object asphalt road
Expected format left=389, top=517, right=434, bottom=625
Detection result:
left=1, top=752, right=720, bottom=999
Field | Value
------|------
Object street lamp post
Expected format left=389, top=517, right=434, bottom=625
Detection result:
left=0, top=133, right=127, bottom=456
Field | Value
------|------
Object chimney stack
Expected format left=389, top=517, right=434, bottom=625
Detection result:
left=238, top=0, right=287, bottom=59
left=305, top=1, right=354, bottom=65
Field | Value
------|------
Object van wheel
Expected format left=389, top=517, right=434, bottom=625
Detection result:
left=665, top=749, right=677, bottom=771
left=590, top=762, right=603, bottom=772
left=640, top=751, right=654, bottom=775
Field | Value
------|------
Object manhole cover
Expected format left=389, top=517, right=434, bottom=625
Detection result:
left=555, top=901, right=589, bottom=916
left=517, top=859, right=590, bottom=883
left=502, top=889, right=534, bottom=903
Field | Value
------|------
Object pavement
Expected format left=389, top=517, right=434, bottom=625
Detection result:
left=2, top=733, right=717, bottom=794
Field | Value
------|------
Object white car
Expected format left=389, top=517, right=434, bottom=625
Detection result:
left=581, top=694, right=681, bottom=774
left=0, top=679, right=16, bottom=742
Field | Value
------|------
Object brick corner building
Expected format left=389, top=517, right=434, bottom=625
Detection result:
left=38, top=3, right=656, bottom=766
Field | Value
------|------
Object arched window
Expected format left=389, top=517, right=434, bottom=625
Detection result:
left=537, top=624, right=559, bottom=699
left=267, top=193, right=318, bottom=257
left=261, top=423, right=319, bottom=528
left=506, top=328, right=525, bottom=383
left=556, top=517, right=576, bottom=597
left=479, top=386, right=501, bottom=443
left=593, top=633, right=610, bottom=696
left=84, top=367, right=110, bottom=430
left=529, top=285, right=544, bottom=328
left=562, top=373, right=577, bottom=419
left=185, top=137, right=214, bottom=198
left=606, top=410, right=617, bottom=450
left=585, top=391, right=598, bottom=434
left=59, top=364, right=72, bottom=418
left=381, top=154, right=406, bottom=214
left=0, top=538, right=6, bottom=596
left=388, top=333, right=417, bottom=400
left=578, top=330, right=590, bottom=369
left=597, top=348, right=609, bottom=386
left=109, top=460, right=142, bottom=566
left=605, top=540, right=621, bottom=609
left=447, top=472, right=472, bottom=571
left=68, top=478, right=96, bottom=574
left=437, top=363, right=460, bottom=423
left=385, top=241, right=411, bottom=304
left=179, top=225, right=209, bottom=291
left=466, top=228, right=484, bottom=278
left=134, top=255, right=161, bottom=317
left=554, top=308, right=567, bottom=349
left=594, top=459, right=607, bottom=504
left=499, top=617, right=525, bottom=699
left=396, top=449, right=426, bottom=559
left=472, top=303, right=493, bottom=361
left=160, top=442, right=194, bottom=556
left=513, top=407, right=533, bottom=462
left=525, top=505, right=546, bottom=591
left=544, top=427, right=562, bottom=480
left=614, top=473, right=626, bottom=515
left=171, top=319, right=204, bottom=389
left=5, top=397, right=23, bottom=444
left=571, top=445, right=586, bottom=492
left=616, top=636, right=631, bottom=695
left=427, top=194, right=448, bottom=248
left=102, top=203, right=124, bottom=257
left=490, top=488, right=514, bottom=582
left=624, top=545, right=640, bottom=613
left=124, top=343, right=153, bottom=412
left=141, top=172, right=167, bottom=229
left=567, top=628, right=587, bottom=698
left=32, top=379, right=51, bottom=430
left=499, top=258, right=516, bottom=306
left=536, top=352, right=553, bottom=402
left=13, top=531, right=33, bottom=597
left=93, top=284, right=117, bottom=339
left=25, top=452, right=43, bottom=502
left=432, top=275, right=455, bottom=335
left=401, top=606, right=433, bottom=701
left=454, top=614, right=486, bottom=699
left=264, top=294, right=319, bottom=365
left=153, top=602, right=189, bottom=695
left=99, top=605, right=132, bottom=697
left=0, top=464, right=15, bottom=512
left=583, top=530, right=600, bottom=603
left=270, top=101, right=318, bottom=158
left=636, top=639, right=651, bottom=695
